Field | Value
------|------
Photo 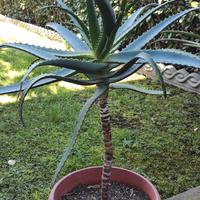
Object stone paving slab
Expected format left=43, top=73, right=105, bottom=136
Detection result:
left=0, top=14, right=65, bottom=50
left=166, top=186, right=200, bottom=200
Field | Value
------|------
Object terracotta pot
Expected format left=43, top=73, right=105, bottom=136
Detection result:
left=48, top=166, right=160, bottom=200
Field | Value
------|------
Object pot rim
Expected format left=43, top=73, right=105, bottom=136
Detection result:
left=49, top=166, right=160, bottom=200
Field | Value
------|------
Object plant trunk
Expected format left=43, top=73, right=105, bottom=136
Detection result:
left=99, top=92, right=113, bottom=200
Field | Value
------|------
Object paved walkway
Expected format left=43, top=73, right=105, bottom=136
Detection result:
left=166, top=186, right=200, bottom=200
left=0, top=14, right=65, bottom=50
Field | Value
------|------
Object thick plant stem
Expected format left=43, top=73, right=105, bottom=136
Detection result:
left=99, top=92, right=113, bottom=200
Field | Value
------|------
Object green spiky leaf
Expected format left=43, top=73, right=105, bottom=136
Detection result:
left=154, top=38, right=200, bottom=48
left=108, top=49, right=200, bottom=68
left=108, top=52, right=166, bottom=97
left=51, top=85, right=108, bottom=185
left=22, top=59, right=108, bottom=74
left=124, top=7, right=200, bottom=51
left=0, top=69, right=76, bottom=95
left=110, top=83, right=167, bottom=95
left=113, top=0, right=176, bottom=47
left=19, top=74, right=105, bottom=126
left=46, top=23, right=90, bottom=51
left=115, top=3, right=158, bottom=43
left=108, top=63, right=143, bottom=83
left=94, top=0, right=116, bottom=36
left=0, top=43, right=57, bottom=59
left=162, top=30, right=200, bottom=40
left=86, top=0, right=100, bottom=49
left=56, top=0, right=90, bottom=41
left=0, top=43, right=91, bottom=59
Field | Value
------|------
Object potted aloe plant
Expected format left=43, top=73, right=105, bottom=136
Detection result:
left=1, top=0, right=200, bottom=199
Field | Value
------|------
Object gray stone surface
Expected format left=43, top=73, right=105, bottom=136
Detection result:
left=0, top=14, right=65, bottom=50
left=166, top=186, right=200, bottom=200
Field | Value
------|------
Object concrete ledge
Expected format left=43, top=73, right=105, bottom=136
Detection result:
left=166, top=186, right=200, bottom=200
left=138, top=64, right=200, bottom=94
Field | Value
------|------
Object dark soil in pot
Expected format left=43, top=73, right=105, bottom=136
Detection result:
left=61, top=182, right=150, bottom=200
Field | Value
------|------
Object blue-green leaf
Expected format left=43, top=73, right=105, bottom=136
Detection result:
left=108, top=52, right=166, bottom=97
left=0, top=43, right=92, bottom=59
left=110, top=83, right=166, bottom=95
left=115, top=3, right=158, bottom=43
left=23, top=59, right=108, bottom=74
left=109, top=63, right=144, bottom=82
left=124, top=7, right=200, bottom=51
left=113, top=0, right=176, bottom=46
left=108, top=49, right=200, bottom=68
left=51, top=85, right=108, bottom=185
left=86, top=0, right=100, bottom=49
left=163, top=30, right=200, bottom=40
left=56, top=0, right=90, bottom=41
left=184, top=43, right=200, bottom=48
left=0, top=43, right=57, bottom=59
left=94, top=0, right=116, bottom=36
left=108, top=51, right=140, bottom=63
left=19, top=74, right=105, bottom=126
left=154, top=38, right=200, bottom=48
left=46, top=23, right=90, bottom=51
left=145, top=49, right=200, bottom=68
left=0, top=69, right=76, bottom=95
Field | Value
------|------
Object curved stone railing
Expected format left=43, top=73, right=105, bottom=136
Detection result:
left=138, top=64, right=200, bottom=94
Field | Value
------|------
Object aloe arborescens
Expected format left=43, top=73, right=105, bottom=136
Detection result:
left=0, top=0, right=200, bottom=199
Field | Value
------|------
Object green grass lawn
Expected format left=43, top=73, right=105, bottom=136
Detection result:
left=0, top=49, right=200, bottom=200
